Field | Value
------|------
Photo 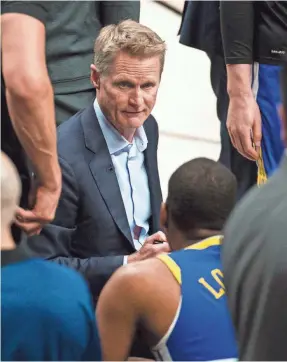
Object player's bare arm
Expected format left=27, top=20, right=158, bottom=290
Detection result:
left=2, top=13, right=61, bottom=235
left=96, top=258, right=180, bottom=361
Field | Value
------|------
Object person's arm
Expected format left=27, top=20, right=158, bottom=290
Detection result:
left=220, top=1, right=254, bottom=106
left=220, top=1, right=261, bottom=161
left=2, top=4, right=61, bottom=234
left=25, top=156, right=125, bottom=298
left=96, top=266, right=141, bottom=360
left=99, top=1, right=140, bottom=26
left=220, top=1, right=254, bottom=65
left=50, top=254, right=125, bottom=301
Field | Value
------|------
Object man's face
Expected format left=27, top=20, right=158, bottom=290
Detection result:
left=91, top=52, right=161, bottom=134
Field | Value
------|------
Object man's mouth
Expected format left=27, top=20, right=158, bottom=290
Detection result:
left=123, top=110, right=144, bottom=114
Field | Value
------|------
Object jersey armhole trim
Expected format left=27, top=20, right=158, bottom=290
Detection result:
left=157, top=254, right=182, bottom=285
left=151, top=296, right=182, bottom=353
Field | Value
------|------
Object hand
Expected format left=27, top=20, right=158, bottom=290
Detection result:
left=227, top=94, right=262, bottom=161
left=127, top=231, right=170, bottom=263
left=15, top=181, right=61, bottom=236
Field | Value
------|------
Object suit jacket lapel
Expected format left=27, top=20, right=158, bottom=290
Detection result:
left=81, top=106, right=133, bottom=246
left=144, top=121, right=162, bottom=234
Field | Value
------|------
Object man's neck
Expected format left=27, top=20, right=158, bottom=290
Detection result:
left=105, top=116, right=136, bottom=143
left=184, top=229, right=221, bottom=247
left=96, top=99, right=136, bottom=143
left=170, top=229, right=221, bottom=251
left=119, top=127, right=136, bottom=143
left=1, top=229, right=16, bottom=251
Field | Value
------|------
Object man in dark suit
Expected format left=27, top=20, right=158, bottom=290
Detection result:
left=26, top=20, right=169, bottom=302
left=222, top=63, right=287, bottom=360
left=178, top=1, right=257, bottom=200
left=1, top=1, right=140, bottom=242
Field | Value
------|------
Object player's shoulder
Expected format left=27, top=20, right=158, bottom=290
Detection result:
left=110, top=257, right=172, bottom=293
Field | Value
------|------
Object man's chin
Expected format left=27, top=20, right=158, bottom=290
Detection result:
left=122, top=114, right=146, bottom=128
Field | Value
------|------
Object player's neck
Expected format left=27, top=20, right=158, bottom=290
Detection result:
left=1, top=228, right=16, bottom=251
left=170, top=228, right=221, bottom=251
left=185, top=229, right=221, bottom=247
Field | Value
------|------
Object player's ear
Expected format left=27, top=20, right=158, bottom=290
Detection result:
left=160, top=202, right=168, bottom=231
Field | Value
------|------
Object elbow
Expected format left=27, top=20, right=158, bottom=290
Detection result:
left=5, top=71, right=52, bottom=101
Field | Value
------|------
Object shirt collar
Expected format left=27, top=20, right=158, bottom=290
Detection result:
left=93, top=98, right=148, bottom=155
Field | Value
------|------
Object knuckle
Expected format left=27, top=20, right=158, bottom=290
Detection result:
left=145, top=244, right=152, bottom=252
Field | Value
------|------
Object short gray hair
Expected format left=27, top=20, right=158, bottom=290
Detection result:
left=93, top=20, right=166, bottom=75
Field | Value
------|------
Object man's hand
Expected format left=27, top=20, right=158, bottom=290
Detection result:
left=127, top=231, right=170, bottom=263
left=227, top=94, right=262, bottom=161
left=15, top=180, right=61, bottom=236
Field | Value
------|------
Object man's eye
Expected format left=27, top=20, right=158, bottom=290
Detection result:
left=118, top=82, right=131, bottom=89
left=142, top=83, right=154, bottom=89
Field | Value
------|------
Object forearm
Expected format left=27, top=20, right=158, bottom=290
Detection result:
left=49, top=254, right=125, bottom=298
left=226, top=64, right=253, bottom=99
left=6, top=77, right=60, bottom=190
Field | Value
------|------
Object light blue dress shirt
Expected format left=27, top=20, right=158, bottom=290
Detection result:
left=94, top=99, right=151, bottom=256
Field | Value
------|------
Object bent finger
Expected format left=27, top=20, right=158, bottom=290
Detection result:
left=14, top=219, right=42, bottom=235
left=153, top=231, right=167, bottom=242
left=240, top=129, right=258, bottom=160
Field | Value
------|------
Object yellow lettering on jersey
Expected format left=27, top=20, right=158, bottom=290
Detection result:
left=211, top=269, right=225, bottom=289
left=198, top=268, right=225, bottom=299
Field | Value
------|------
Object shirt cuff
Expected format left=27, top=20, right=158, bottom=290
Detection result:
left=123, top=256, right=128, bottom=265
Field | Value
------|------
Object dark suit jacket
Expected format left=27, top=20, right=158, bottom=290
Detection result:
left=222, top=155, right=287, bottom=360
left=25, top=105, right=162, bottom=299
left=179, top=1, right=222, bottom=56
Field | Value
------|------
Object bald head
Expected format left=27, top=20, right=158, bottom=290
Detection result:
left=1, top=152, right=21, bottom=229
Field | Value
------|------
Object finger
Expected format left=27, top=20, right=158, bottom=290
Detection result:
left=228, top=126, right=246, bottom=157
left=227, top=125, right=238, bottom=150
left=153, top=231, right=167, bottom=242
left=14, top=219, right=42, bottom=235
left=153, top=242, right=170, bottom=254
left=229, top=129, right=246, bottom=158
left=145, top=231, right=166, bottom=244
left=228, top=131, right=237, bottom=150
left=231, top=127, right=257, bottom=161
left=16, top=207, right=38, bottom=222
left=14, top=221, right=40, bottom=235
left=235, top=136, right=256, bottom=161
left=240, top=128, right=258, bottom=160
left=16, top=207, right=51, bottom=223
left=252, top=113, right=262, bottom=152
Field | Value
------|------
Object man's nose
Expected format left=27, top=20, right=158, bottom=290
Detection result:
left=129, top=89, right=144, bottom=108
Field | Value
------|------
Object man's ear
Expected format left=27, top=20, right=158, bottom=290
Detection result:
left=90, top=64, right=101, bottom=89
left=160, top=202, right=168, bottom=231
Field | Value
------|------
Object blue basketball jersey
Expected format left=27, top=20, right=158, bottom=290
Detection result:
left=152, top=236, right=238, bottom=361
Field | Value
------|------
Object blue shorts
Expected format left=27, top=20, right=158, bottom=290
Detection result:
left=252, top=63, right=285, bottom=183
